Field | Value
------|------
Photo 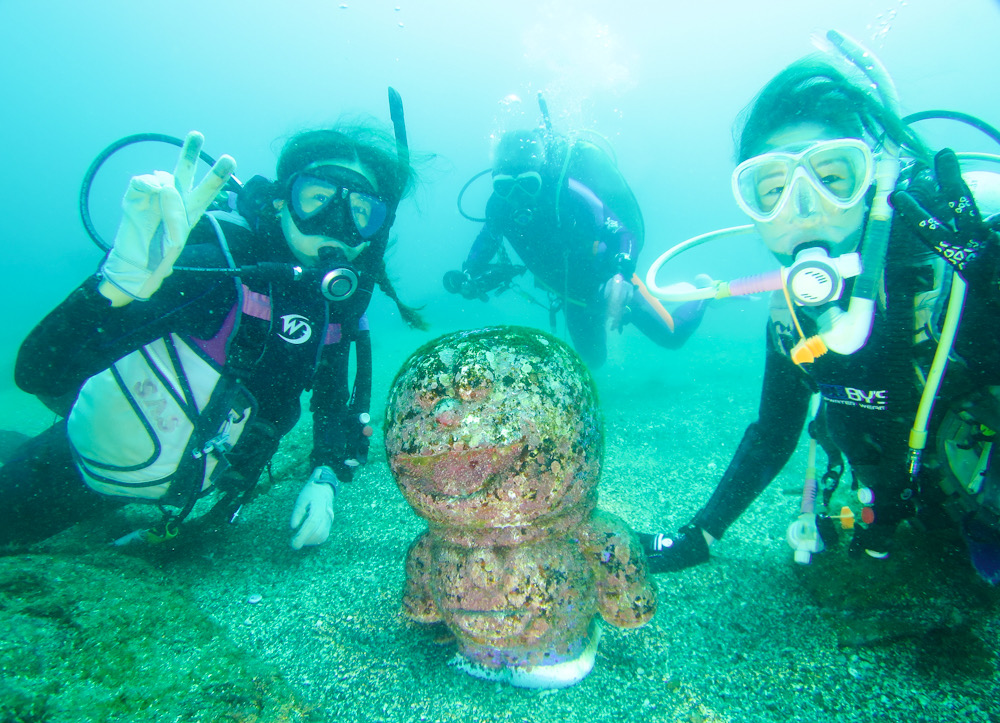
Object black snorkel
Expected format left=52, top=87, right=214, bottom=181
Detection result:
left=351, top=85, right=408, bottom=262
left=305, top=87, right=408, bottom=302
left=388, top=86, right=410, bottom=190
left=537, top=91, right=553, bottom=134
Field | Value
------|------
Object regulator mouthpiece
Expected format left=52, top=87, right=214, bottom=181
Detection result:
left=318, top=246, right=360, bottom=302
left=512, top=207, right=534, bottom=226
left=785, top=246, right=861, bottom=306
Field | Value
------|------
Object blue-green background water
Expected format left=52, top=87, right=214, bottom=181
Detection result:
left=3, top=0, right=1000, bottom=427
left=2, top=3, right=1000, bottom=721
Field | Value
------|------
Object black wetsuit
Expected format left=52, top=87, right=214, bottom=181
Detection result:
left=0, top=213, right=369, bottom=545
left=692, top=182, right=1000, bottom=542
left=464, top=154, right=705, bottom=368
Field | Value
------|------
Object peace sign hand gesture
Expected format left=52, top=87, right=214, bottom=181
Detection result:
left=100, top=131, right=236, bottom=305
left=890, top=148, right=999, bottom=293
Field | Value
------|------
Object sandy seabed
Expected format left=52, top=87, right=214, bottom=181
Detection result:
left=1, top=316, right=998, bottom=723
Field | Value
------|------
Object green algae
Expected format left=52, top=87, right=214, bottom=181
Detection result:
left=0, top=552, right=317, bottom=723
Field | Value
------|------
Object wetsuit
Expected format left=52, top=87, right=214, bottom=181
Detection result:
left=463, top=144, right=705, bottom=368
left=691, top=176, right=1000, bottom=545
left=0, top=212, right=369, bottom=546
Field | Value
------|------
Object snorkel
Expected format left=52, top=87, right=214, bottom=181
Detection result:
left=788, top=30, right=902, bottom=363
left=387, top=86, right=410, bottom=223
left=314, top=86, right=408, bottom=303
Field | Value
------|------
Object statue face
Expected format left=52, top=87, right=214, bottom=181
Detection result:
left=384, top=326, right=603, bottom=532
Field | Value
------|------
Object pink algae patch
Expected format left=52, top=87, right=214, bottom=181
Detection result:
left=397, top=442, right=524, bottom=497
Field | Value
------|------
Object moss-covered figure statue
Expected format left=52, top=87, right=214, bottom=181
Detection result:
left=384, top=326, right=657, bottom=689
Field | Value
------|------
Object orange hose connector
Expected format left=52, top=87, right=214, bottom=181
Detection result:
left=791, top=335, right=828, bottom=365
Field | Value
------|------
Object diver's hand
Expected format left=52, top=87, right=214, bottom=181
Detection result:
left=289, top=466, right=338, bottom=550
left=603, top=273, right=634, bottom=333
left=639, top=524, right=710, bottom=573
left=890, top=148, right=999, bottom=291
left=100, top=131, right=236, bottom=305
left=443, top=269, right=486, bottom=301
left=443, top=269, right=471, bottom=295
left=847, top=491, right=914, bottom=560
left=848, top=523, right=895, bottom=560
left=343, top=412, right=374, bottom=468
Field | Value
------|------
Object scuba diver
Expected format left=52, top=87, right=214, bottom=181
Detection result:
left=445, top=116, right=708, bottom=369
left=0, top=98, right=425, bottom=550
left=640, top=34, right=1000, bottom=583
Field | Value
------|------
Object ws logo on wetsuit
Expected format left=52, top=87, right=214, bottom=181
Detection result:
left=279, top=314, right=313, bottom=344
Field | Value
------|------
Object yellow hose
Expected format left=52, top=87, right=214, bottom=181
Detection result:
left=908, top=275, right=968, bottom=473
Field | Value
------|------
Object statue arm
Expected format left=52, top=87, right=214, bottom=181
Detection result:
left=577, top=510, right=658, bottom=628
left=402, top=531, right=442, bottom=623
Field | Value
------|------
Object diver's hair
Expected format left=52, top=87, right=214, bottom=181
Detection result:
left=369, top=255, right=428, bottom=330
left=276, top=122, right=416, bottom=206
left=733, top=57, right=932, bottom=164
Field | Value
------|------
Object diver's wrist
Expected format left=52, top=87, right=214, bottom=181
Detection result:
left=97, top=278, right=135, bottom=307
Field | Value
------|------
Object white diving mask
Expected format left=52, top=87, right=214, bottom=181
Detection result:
left=732, top=138, right=875, bottom=223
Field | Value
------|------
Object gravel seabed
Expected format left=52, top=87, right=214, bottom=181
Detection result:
left=2, top=312, right=998, bottom=723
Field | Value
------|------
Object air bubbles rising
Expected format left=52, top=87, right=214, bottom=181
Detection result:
left=867, top=1, right=907, bottom=48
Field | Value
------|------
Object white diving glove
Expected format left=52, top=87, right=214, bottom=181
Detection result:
left=100, top=131, right=236, bottom=303
left=289, top=466, right=339, bottom=550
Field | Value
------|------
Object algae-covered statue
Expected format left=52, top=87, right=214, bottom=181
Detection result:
left=384, top=326, right=657, bottom=688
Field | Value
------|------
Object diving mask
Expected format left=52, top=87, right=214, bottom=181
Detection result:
left=732, top=138, right=874, bottom=223
left=492, top=171, right=543, bottom=199
left=288, top=166, right=389, bottom=244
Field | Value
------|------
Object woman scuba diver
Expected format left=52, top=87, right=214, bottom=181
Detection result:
left=641, top=33, right=1000, bottom=583
left=0, top=98, right=425, bottom=550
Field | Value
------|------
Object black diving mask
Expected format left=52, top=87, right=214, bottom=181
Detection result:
left=288, top=166, right=389, bottom=244
left=492, top=171, right=543, bottom=199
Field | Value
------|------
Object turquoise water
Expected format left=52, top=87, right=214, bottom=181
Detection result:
left=2, top=1, right=999, bottom=721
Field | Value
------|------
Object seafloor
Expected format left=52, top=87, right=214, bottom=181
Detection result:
left=1, top=320, right=998, bottom=723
